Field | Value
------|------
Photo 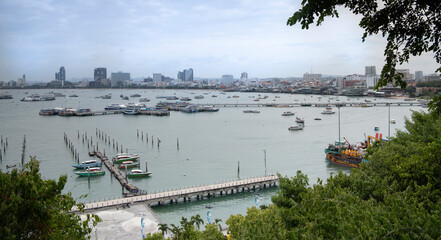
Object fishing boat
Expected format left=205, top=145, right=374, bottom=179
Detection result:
left=321, top=106, right=336, bottom=114
left=0, top=94, right=13, bottom=99
left=72, top=160, right=101, bottom=169
left=324, top=141, right=364, bottom=168
left=75, top=167, right=105, bottom=177
left=324, top=107, right=367, bottom=168
left=113, top=153, right=140, bottom=163
left=127, top=169, right=152, bottom=178
left=282, top=111, right=294, bottom=116
left=118, top=161, right=140, bottom=169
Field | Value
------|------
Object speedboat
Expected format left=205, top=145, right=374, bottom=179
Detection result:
left=113, top=153, right=140, bottom=163
left=72, top=160, right=101, bottom=169
left=282, top=111, right=294, bottom=116
left=288, top=123, right=304, bottom=131
left=321, top=106, right=336, bottom=114
left=127, top=169, right=152, bottom=178
left=75, top=167, right=105, bottom=177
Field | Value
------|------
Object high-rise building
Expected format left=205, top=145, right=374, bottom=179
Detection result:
left=303, top=73, right=322, bottom=81
left=153, top=73, right=163, bottom=85
left=177, top=71, right=184, bottom=81
left=55, top=67, right=66, bottom=86
left=94, top=68, right=107, bottom=81
left=110, top=71, right=130, bottom=87
left=365, top=66, right=376, bottom=77
left=415, top=71, right=423, bottom=81
left=240, top=72, right=248, bottom=81
left=184, top=68, right=193, bottom=81
left=396, top=69, right=411, bottom=80
left=221, top=74, right=234, bottom=84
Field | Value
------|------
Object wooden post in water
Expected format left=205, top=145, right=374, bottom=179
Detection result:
left=237, top=161, right=240, bottom=179
left=141, top=131, right=143, bottom=141
left=145, top=160, right=148, bottom=172
left=177, top=138, right=180, bottom=150
left=157, top=138, right=160, bottom=148
left=146, top=133, right=148, bottom=142
left=77, top=130, right=79, bottom=139
left=151, top=136, right=154, bottom=146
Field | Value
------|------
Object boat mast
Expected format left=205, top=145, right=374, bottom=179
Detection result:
left=338, top=105, right=341, bottom=149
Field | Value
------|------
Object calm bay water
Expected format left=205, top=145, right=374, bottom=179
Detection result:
left=0, top=89, right=423, bottom=225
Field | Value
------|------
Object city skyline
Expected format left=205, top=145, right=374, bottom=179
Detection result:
left=0, top=0, right=438, bottom=82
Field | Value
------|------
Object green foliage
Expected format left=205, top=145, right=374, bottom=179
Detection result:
left=148, top=111, right=441, bottom=239
left=0, top=157, right=100, bottom=239
left=287, top=0, right=441, bottom=90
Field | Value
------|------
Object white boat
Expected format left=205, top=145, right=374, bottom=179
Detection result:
left=295, top=117, right=305, bottom=124
left=123, top=106, right=140, bottom=115
left=282, top=111, right=294, bottom=116
left=321, top=106, right=336, bottom=114
left=390, top=119, right=396, bottom=124
left=139, top=98, right=150, bottom=102
left=288, top=123, right=304, bottom=131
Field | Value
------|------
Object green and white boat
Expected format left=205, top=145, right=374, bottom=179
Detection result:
left=118, top=161, right=140, bottom=169
left=75, top=167, right=105, bottom=177
left=127, top=169, right=151, bottom=178
left=112, top=153, right=139, bottom=163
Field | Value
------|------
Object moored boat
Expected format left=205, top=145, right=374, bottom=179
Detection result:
left=127, top=169, right=152, bottom=178
left=75, top=167, right=105, bottom=177
left=295, top=117, right=305, bottom=124
left=282, top=111, right=294, bottom=116
left=324, top=141, right=364, bottom=168
left=118, top=161, right=140, bottom=169
left=321, top=106, right=336, bottom=114
left=72, top=160, right=101, bottom=169
left=288, top=123, right=304, bottom=130
left=39, top=109, right=55, bottom=116
left=113, top=153, right=140, bottom=163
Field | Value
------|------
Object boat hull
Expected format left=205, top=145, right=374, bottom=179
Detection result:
left=325, top=152, right=361, bottom=168
left=113, top=157, right=139, bottom=163
left=127, top=173, right=151, bottom=178
left=72, top=163, right=101, bottom=169
left=75, top=171, right=105, bottom=177
left=118, top=163, right=140, bottom=169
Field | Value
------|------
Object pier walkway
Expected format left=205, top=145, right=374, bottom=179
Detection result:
left=93, top=151, right=139, bottom=193
left=199, top=101, right=420, bottom=108
left=72, top=175, right=279, bottom=211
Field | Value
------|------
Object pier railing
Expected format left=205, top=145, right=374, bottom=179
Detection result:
left=71, top=174, right=279, bottom=212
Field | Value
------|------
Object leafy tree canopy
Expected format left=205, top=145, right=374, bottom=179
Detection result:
left=287, top=0, right=441, bottom=90
left=0, top=157, right=100, bottom=239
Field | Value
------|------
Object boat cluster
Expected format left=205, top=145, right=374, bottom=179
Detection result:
left=72, top=153, right=152, bottom=178
left=21, top=94, right=56, bottom=102
left=112, top=153, right=151, bottom=178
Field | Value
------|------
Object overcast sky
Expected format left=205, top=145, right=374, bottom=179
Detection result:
left=0, top=0, right=438, bottom=82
